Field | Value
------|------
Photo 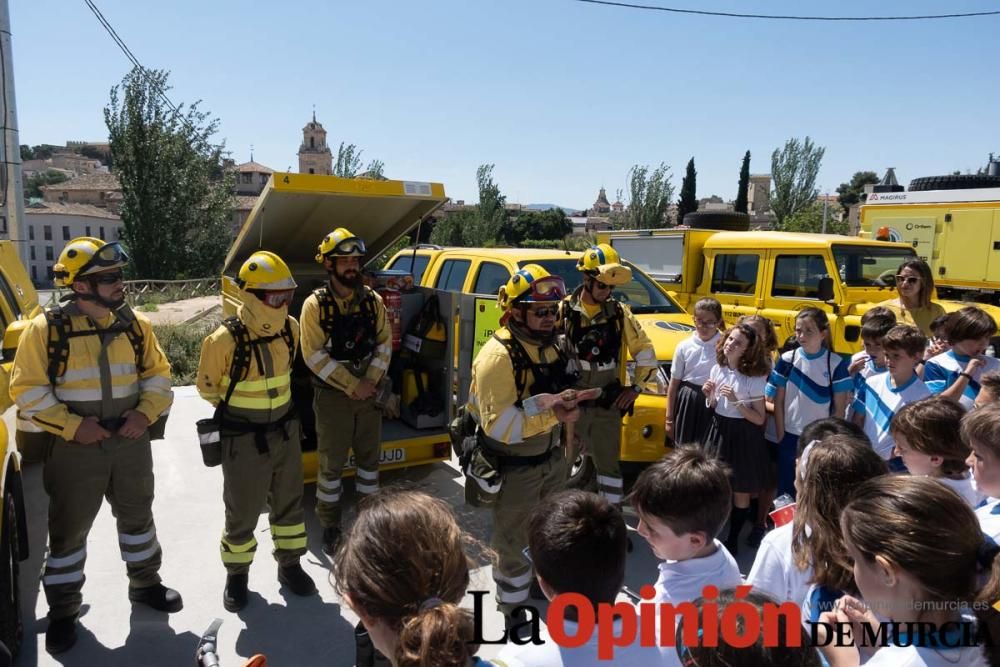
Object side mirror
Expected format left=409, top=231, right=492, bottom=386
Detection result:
left=817, top=277, right=835, bottom=303
left=2, top=320, right=29, bottom=363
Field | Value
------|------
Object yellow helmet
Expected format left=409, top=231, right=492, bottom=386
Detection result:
left=497, top=264, right=567, bottom=311
left=237, top=251, right=297, bottom=290
left=316, top=227, right=366, bottom=263
left=53, top=237, right=128, bottom=287
left=576, top=243, right=632, bottom=286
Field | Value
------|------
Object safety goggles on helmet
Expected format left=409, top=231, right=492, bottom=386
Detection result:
left=328, top=237, right=366, bottom=257
left=78, top=242, right=129, bottom=278
left=251, top=289, right=295, bottom=308
left=520, top=276, right=566, bottom=303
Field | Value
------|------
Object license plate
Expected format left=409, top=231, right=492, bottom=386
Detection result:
left=344, top=448, right=406, bottom=469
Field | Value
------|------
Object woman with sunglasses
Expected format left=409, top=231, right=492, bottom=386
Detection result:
left=878, top=259, right=946, bottom=338
left=196, top=250, right=316, bottom=611
left=466, top=264, right=579, bottom=637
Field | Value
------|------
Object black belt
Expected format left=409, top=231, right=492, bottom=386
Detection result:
left=496, top=448, right=554, bottom=468
left=219, top=410, right=296, bottom=453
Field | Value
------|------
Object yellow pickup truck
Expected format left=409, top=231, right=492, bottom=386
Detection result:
left=0, top=240, right=40, bottom=658
left=384, top=244, right=696, bottom=485
left=598, top=227, right=1000, bottom=355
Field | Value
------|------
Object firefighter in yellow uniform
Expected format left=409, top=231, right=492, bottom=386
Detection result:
left=466, top=265, right=578, bottom=628
left=196, top=251, right=315, bottom=612
left=560, top=244, right=657, bottom=505
left=10, top=238, right=179, bottom=655
left=300, top=228, right=391, bottom=554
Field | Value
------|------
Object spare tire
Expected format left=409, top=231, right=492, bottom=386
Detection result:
left=908, top=174, right=1000, bottom=192
left=683, top=211, right=750, bottom=231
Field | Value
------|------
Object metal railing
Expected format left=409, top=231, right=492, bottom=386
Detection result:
left=39, top=278, right=220, bottom=308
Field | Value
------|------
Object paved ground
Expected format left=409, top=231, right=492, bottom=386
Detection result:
left=10, top=386, right=759, bottom=666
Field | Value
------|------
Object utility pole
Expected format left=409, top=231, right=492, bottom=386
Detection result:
left=0, top=0, right=25, bottom=265
left=821, top=191, right=829, bottom=234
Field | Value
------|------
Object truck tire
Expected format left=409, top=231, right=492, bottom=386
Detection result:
left=0, top=488, right=22, bottom=659
left=682, top=211, right=751, bottom=232
left=908, top=174, right=1000, bottom=192
left=565, top=453, right=597, bottom=492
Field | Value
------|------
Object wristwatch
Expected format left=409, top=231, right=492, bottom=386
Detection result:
left=960, top=371, right=973, bottom=380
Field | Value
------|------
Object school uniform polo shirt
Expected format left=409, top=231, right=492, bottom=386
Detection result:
left=853, top=372, right=931, bottom=460
left=766, top=348, right=852, bottom=436
left=924, top=350, right=1000, bottom=410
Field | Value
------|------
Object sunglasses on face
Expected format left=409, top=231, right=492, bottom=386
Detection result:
left=895, top=275, right=920, bottom=285
left=92, top=271, right=124, bottom=285
left=593, top=280, right=611, bottom=290
left=528, top=306, right=558, bottom=319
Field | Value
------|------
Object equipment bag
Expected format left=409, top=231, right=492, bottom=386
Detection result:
left=402, top=294, right=447, bottom=363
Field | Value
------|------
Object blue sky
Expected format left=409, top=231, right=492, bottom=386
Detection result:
left=12, top=0, right=1000, bottom=210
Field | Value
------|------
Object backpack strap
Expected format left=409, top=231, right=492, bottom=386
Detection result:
left=45, top=307, right=71, bottom=386
left=221, top=317, right=252, bottom=407
left=493, top=333, right=532, bottom=408
left=313, top=286, right=337, bottom=339
left=44, top=306, right=147, bottom=385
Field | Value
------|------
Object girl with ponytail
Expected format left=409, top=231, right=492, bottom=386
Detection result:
left=333, top=489, right=494, bottom=667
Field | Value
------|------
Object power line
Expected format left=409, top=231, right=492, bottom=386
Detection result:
left=82, top=0, right=181, bottom=115
left=572, top=0, right=1000, bottom=21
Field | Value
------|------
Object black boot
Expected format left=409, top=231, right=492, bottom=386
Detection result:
left=224, top=573, right=249, bottom=612
left=45, top=614, right=78, bottom=655
left=128, top=582, right=183, bottom=612
left=279, top=563, right=317, bottom=596
left=322, top=526, right=342, bottom=556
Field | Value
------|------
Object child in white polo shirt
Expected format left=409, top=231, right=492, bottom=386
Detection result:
left=961, top=403, right=1000, bottom=540
left=852, top=325, right=931, bottom=468
left=630, top=447, right=742, bottom=666
left=892, top=397, right=980, bottom=507
left=846, top=308, right=895, bottom=419
left=924, top=306, right=1000, bottom=410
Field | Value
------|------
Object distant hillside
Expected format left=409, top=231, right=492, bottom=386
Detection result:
left=525, top=203, right=581, bottom=214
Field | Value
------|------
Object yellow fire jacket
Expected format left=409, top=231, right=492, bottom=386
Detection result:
left=300, top=284, right=390, bottom=396
left=561, top=292, right=658, bottom=392
left=466, top=327, right=562, bottom=447
left=10, top=304, right=173, bottom=440
left=197, top=298, right=299, bottom=423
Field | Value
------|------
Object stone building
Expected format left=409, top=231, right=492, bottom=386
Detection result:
left=298, top=112, right=333, bottom=175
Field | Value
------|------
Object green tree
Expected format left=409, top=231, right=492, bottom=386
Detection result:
left=783, top=200, right=847, bottom=235
left=429, top=208, right=474, bottom=246
left=735, top=150, right=751, bottom=214
left=620, top=163, right=673, bottom=229
left=676, top=158, right=698, bottom=225
left=24, top=169, right=70, bottom=198
left=19, top=145, right=32, bottom=160
left=506, top=208, right=572, bottom=245
left=78, top=145, right=112, bottom=168
left=105, top=67, right=234, bottom=279
left=835, top=171, right=879, bottom=218
left=769, top=136, right=825, bottom=229
left=469, top=163, right=507, bottom=246
left=333, top=142, right=385, bottom=179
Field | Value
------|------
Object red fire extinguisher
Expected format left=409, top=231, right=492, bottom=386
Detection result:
left=377, top=287, right=403, bottom=351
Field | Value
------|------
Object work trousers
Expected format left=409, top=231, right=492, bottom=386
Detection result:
left=491, top=446, right=566, bottom=616
left=576, top=403, right=624, bottom=505
left=220, top=419, right=307, bottom=574
left=42, top=434, right=161, bottom=620
left=313, top=385, right=381, bottom=528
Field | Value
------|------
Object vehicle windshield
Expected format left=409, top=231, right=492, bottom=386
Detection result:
left=521, top=258, right=684, bottom=314
left=833, top=244, right=918, bottom=287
